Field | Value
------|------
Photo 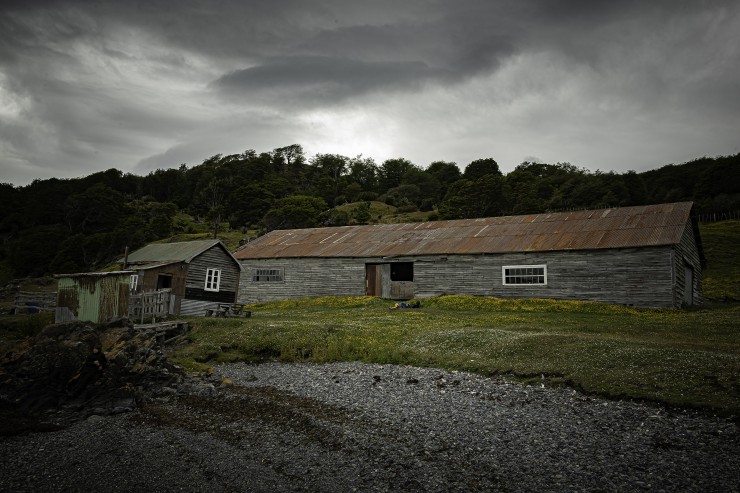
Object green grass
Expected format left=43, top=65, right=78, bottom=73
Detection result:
left=700, top=220, right=740, bottom=301
left=0, top=312, right=55, bottom=339
left=336, top=200, right=436, bottom=224
left=169, top=295, right=740, bottom=417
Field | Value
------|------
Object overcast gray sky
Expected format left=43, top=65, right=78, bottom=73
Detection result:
left=1, top=0, right=739, bottom=186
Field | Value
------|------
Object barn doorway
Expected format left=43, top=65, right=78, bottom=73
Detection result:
left=365, top=264, right=382, bottom=296
left=365, top=262, right=414, bottom=299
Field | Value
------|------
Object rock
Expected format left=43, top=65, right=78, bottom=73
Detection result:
left=0, top=319, right=190, bottom=433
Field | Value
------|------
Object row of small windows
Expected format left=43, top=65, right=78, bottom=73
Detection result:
left=130, top=265, right=547, bottom=290
left=248, top=265, right=547, bottom=285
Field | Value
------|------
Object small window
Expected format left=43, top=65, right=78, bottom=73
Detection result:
left=205, top=268, right=221, bottom=291
left=130, top=274, right=138, bottom=292
left=502, top=265, right=547, bottom=285
left=390, top=262, right=414, bottom=282
left=253, top=268, right=284, bottom=282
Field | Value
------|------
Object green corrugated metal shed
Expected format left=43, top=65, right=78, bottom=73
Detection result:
left=55, top=271, right=134, bottom=323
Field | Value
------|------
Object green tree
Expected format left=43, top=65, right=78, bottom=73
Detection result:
left=505, top=168, right=543, bottom=214
left=348, top=156, right=378, bottom=192
left=64, top=184, right=125, bottom=234
left=353, top=202, right=372, bottom=224
left=7, top=225, right=67, bottom=276
left=463, top=158, right=501, bottom=181
left=426, top=161, right=461, bottom=200
left=438, top=174, right=507, bottom=219
left=385, top=184, right=421, bottom=208
left=262, top=195, right=328, bottom=231
left=320, top=208, right=350, bottom=227
left=228, top=184, right=275, bottom=229
left=378, top=158, right=415, bottom=191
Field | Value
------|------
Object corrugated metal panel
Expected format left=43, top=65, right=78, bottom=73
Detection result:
left=234, top=202, right=695, bottom=259
left=124, top=239, right=221, bottom=264
left=54, top=272, right=131, bottom=323
left=180, top=299, right=218, bottom=317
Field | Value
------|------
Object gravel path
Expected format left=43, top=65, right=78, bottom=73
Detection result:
left=1, top=361, right=738, bottom=492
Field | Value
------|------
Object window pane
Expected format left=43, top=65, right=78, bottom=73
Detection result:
left=503, top=265, right=546, bottom=285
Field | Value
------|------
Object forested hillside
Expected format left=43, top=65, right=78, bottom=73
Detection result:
left=1, top=145, right=738, bottom=278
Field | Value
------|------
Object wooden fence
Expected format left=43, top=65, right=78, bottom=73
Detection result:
left=696, top=210, right=740, bottom=223
left=13, top=290, right=56, bottom=314
left=128, top=289, right=173, bottom=323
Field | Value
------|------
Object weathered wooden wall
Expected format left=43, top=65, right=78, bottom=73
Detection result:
left=138, top=264, right=187, bottom=314
left=133, top=245, right=241, bottom=316
left=186, top=246, right=240, bottom=305
left=672, top=222, right=703, bottom=306
left=238, top=245, right=684, bottom=307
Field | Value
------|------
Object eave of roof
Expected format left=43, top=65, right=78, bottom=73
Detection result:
left=54, top=270, right=135, bottom=278
left=123, top=239, right=222, bottom=265
left=234, top=202, right=695, bottom=260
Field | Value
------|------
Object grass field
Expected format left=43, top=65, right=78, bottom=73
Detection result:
left=1, top=220, right=738, bottom=418
left=169, top=295, right=740, bottom=417
left=700, top=220, right=740, bottom=301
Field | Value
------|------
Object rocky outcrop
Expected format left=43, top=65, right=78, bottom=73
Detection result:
left=0, top=318, right=197, bottom=434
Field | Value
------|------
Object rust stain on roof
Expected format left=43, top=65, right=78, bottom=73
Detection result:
left=234, top=202, right=695, bottom=259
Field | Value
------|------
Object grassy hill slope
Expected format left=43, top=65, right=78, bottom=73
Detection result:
left=699, top=220, right=740, bottom=301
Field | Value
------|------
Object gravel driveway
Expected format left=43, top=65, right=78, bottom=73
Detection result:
left=1, top=362, right=738, bottom=492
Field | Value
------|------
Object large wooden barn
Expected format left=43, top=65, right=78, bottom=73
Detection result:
left=234, top=202, right=704, bottom=308
left=123, top=239, right=242, bottom=316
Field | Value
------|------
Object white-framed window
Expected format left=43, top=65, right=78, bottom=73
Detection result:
left=130, top=274, right=138, bottom=292
left=253, top=268, right=284, bottom=282
left=205, top=268, right=221, bottom=291
left=502, top=265, right=547, bottom=285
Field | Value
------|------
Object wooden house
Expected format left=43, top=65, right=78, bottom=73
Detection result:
left=234, top=202, right=703, bottom=308
left=123, top=239, right=242, bottom=316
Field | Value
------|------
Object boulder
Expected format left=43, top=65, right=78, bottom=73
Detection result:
left=0, top=318, right=189, bottom=434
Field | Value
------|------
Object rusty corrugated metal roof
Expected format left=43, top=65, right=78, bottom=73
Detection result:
left=234, top=202, right=695, bottom=259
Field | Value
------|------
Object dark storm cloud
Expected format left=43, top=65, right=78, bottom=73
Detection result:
left=212, top=55, right=450, bottom=105
left=0, top=0, right=738, bottom=185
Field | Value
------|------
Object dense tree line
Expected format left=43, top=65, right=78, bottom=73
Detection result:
left=1, top=145, right=738, bottom=277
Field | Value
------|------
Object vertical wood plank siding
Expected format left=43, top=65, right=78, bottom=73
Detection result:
left=238, top=246, right=677, bottom=307
left=139, top=264, right=188, bottom=314
left=672, top=223, right=703, bottom=306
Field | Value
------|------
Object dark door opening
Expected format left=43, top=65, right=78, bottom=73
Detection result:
left=157, top=274, right=173, bottom=290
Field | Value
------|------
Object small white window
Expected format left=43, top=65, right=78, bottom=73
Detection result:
left=205, top=268, right=221, bottom=291
left=502, top=265, right=547, bottom=285
left=130, top=274, right=138, bottom=292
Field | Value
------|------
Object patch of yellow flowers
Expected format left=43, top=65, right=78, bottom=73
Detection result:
left=421, top=294, right=646, bottom=314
